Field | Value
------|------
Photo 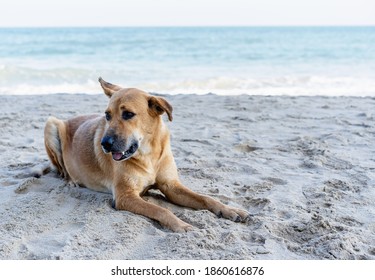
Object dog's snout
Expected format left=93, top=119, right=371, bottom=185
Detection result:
left=101, top=136, right=114, bottom=152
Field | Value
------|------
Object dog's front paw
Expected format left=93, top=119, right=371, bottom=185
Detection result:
left=169, top=220, right=194, bottom=233
left=217, top=206, right=250, bottom=223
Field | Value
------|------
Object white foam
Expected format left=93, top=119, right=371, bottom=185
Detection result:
left=139, top=75, right=375, bottom=96
left=1, top=64, right=374, bottom=96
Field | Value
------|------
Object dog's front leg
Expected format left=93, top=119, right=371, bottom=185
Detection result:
left=159, top=180, right=250, bottom=223
left=113, top=190, right=193, bottom=232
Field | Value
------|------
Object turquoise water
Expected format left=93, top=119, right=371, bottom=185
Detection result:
left=0, top=27, right=374, bottom=95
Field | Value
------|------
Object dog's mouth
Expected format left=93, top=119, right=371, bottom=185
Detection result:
left=111, top=142, right=139, bottom=161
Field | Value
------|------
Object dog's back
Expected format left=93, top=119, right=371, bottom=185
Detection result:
left=44, top=114, right=113, bottom=192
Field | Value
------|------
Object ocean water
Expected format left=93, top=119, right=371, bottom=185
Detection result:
left=0, top=27, right=374, bottom=96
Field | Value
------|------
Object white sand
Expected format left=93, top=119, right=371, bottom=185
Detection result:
left=1, top=93, right=375, bottom=260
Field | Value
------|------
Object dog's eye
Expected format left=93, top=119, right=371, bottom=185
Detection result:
left=105, top=112, right=111, bottom=121
left=122, top=111, right=135, bottom=120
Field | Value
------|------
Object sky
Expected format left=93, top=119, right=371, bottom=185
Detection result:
left=0, top=0, right=374, bottom=27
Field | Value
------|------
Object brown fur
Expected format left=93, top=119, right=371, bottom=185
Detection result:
left=44, top=77, right=249, bottom=232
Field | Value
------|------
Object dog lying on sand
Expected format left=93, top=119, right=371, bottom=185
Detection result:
left=44, top=78, right=249, bottom=232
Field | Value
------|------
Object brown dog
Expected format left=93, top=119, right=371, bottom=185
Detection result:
left=44, top=78, right=249, bottom=232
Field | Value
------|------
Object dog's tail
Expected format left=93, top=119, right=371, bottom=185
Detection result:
left=15, top=162, right=52, bottom=180
left=44, top=116, right=70, bottom=179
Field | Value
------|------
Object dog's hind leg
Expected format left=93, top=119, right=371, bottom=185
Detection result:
left=44, top=117, right=69, bottom=179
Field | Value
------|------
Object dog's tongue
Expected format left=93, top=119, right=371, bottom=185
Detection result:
left=112, top=152, right=123, bottom=161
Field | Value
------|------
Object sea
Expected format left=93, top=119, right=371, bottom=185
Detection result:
left=0, top=26, right=374, bottom=96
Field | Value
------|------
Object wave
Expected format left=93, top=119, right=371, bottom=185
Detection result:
left=141, top=76, right=375, bottom=96
left=1, top=65, right=374, bottom=96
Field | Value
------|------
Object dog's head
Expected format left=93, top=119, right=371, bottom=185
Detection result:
left=98, top=77, right=173, bottom=162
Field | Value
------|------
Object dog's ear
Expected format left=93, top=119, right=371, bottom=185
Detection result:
left=98, top=77, right=122, bottom=98
left=148, top=96, right=173, bottom=122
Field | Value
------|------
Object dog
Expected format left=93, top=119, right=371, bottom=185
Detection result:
left=44, top=77, right=249, bottom=232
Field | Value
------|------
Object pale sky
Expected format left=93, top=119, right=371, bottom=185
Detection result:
left=0, top=0, right=374, bottom=27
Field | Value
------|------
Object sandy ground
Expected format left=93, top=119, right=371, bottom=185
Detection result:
left=0, top=93, right=375, bottom=260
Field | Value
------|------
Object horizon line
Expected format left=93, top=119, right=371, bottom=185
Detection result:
left=0, top=24, right=374, bottom=29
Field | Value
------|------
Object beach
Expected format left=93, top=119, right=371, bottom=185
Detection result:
left=1, top=93, right=374, bottom=260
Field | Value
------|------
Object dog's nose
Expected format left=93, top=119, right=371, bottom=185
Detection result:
left=101, top=136, right=114, bottom=152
